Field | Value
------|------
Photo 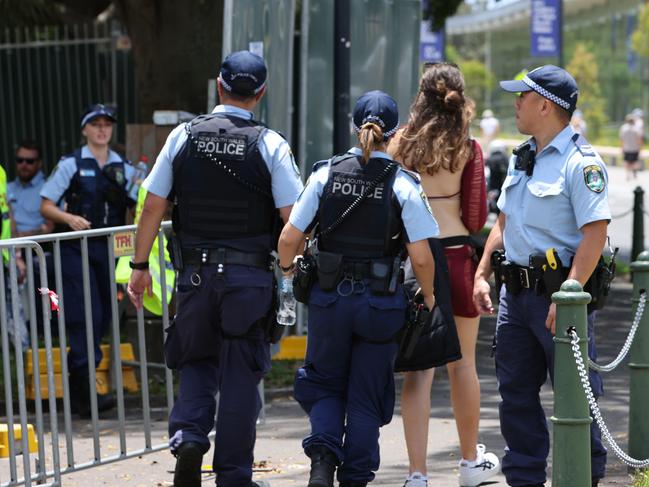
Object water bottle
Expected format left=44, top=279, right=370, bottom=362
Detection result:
left=277, top=275, right=297, bottom=326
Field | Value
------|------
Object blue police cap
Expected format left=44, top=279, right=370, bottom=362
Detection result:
left=80, top=104, right=117, bottom=128
left=219, top=50, right=267, bottom=97
left=352, top=90, right=399, bottom=140
left=500, top=65, right=579, bottom=115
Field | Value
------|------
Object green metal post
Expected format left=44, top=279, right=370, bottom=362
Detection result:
left=632, top=186, right=645, bottom=262
left=552, top=279, right=592, bottom=487
left=629, top=251, right=649, bottom=460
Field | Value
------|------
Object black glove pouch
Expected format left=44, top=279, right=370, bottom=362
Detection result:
left=316, top=251, right=343, bottom=291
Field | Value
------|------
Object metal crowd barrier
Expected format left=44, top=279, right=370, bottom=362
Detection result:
left=0, top=223, right=174, bottom=487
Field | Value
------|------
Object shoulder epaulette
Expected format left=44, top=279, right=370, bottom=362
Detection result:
left=311, top=159, right=330, bottom=173
left=571, top=133, right=597, bottom=157
left=398, top=167, right=421, bottom=184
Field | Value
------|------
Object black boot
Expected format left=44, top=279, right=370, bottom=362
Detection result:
left=307, top=446, right=338, bottom=487
left=69, top=368, right=116, bottom=418
left=173, top=441, right=204, bottom=487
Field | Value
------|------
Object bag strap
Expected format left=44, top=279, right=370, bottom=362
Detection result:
left=318, top=161, right=397, bottom=239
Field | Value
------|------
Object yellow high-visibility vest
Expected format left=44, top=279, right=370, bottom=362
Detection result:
left=0, top=166, right=12, bottom=262
left=115, top=187, right=175, bottom=315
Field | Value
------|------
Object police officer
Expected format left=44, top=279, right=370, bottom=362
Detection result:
left=126, top=51, right=303, bottom=487
left=40, top=104, right=135, bottom=416
left=473, top=65, right=610, bottom=487
left=277, top=90, right=439, bottom=487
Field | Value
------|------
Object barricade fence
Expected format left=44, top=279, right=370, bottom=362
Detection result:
left=0, top=223, right=174, bottom=487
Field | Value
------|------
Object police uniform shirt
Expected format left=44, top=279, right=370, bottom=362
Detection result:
left=496, top=125, right=611, bottom=266
left=40, top=146, right=135, bottom=204
left=143, top=104, right=304, bottom=208
left=290, top=147, right=440, bottom=242
left=8, top=171, right=47, bottom=232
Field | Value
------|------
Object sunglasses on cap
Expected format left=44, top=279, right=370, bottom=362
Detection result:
left=16, top=157, right=39, bottom=165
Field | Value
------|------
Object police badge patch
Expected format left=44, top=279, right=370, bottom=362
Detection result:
left=583, top=165, right=605, bottom=193
left=420, top=189, right=433, bottom=215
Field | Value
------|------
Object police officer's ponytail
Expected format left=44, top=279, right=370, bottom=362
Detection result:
left=358, top=122, right=384, bottom=163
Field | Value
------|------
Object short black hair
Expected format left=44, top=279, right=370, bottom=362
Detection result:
left=17, top=139, right=42, bottom=159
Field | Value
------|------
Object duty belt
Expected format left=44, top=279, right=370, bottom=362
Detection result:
left=181, top=248, right=272, bottom=270
left=501, top=262, right=542, bottom=290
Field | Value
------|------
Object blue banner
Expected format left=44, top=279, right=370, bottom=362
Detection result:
left=420, top=21, right=445, bottom=62
left=530, top=0, right=561, bottom=58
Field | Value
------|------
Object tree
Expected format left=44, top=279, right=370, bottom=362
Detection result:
left=566, top=43, right=607, bottom=139
left=632, top=2, right=649, bottom=57
left=423, top=0, right=463, bottom=31
left=446, top=46, right=495, bottom=115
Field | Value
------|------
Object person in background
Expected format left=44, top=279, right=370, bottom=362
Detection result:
left=485, top=140, right=510, bottom=215
left=479, top=109, right=500, bottom=149
left=570, top=109, right=587, bottom=137
left=40, top=104, right=135, bottom=417
left=390, top=62, right=499, bottom=487
left=620, top=114, right=643, bottom=180
left=9, top=140, right=54, bottom=237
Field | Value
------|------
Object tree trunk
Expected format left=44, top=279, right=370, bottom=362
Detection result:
left=114, top=0, right=224, bottom=121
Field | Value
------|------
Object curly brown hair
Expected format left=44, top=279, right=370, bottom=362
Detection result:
left=393, top=63, right=476, bottom=175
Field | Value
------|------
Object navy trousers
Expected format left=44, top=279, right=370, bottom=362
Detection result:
left=167, top=264, right=272, bottom=487
left=495, top=286, right=607, bottom=486
left=294, top=282, right=406, bottom=484
left=61, top=239, right=111, bottom=372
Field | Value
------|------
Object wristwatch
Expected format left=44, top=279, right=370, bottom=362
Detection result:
left=279, top=262, right=295, bottom=273
left=129, top=260, right=149, bottom=270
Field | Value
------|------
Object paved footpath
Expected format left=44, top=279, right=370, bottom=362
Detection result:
left=32, top=280, right=640, bottom=487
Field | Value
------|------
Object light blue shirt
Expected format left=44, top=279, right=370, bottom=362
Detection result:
left=143, top=104, right=304, bottom=208
left=497, top=125, right=611, bottom=266
left=289, top=147, right=440, bottom=243
left=40, top=146, right=135, bottom=203
left=8, top=171, right=46, bottom=232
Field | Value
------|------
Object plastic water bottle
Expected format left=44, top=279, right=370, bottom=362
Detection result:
left=277, top=275, right=297, bottom=326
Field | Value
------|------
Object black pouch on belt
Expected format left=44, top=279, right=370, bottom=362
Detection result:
left=369, top=260, right=391, bottom=295
left=501, top=261, right=522, bottom=295
left=534, top=249, right=567, bottom=301
left=317, top=251, right=344, bottom=291
left=293, top=253, right=317, bottom=303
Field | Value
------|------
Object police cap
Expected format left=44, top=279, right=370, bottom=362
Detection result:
left=81, top=104, right=117, bottom=128
left=219, top=50, right=267, bottom=97
left=352, top=90, right=399, bottom=140
left=500, top=65, right=579, bottom=115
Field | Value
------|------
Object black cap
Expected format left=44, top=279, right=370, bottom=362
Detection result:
left=80, top=104, right=117, bottom=128
left=352, top=90, right=399, bottom=140
left=500, top=65, right=579, bottom=115
left=219, top=50, right=267, bottom=97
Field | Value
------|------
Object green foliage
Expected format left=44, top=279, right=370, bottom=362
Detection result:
left=633, top=469, right=649, bottom=487
left=632, top=3, right=649, bottom=58
left=423, top=0, right=463, bottom=31
left=0, top=0, right=62, bottom=30
left=266, top=359, right=302, bottom=389
left=566, top=43, right=608, bottom=139
left=446, top=45, right=495, bottom=115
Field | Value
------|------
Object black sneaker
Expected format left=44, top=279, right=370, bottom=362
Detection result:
left=173, top=442, right=204, bottom=487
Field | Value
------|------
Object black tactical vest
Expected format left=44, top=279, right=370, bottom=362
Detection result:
left=317, top=154, right=402, bottom=259
left=64, top=149, right=129, bottom=229
left=172, top=113, right=275, bottom=247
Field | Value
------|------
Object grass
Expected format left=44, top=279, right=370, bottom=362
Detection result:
left=266, top=359, right=302, bottom=389
left=634, top=469, right=649, bottom=487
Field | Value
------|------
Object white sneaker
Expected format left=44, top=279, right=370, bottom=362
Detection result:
left=458, top=444, right=501, bottom=487
left=403, top=471, right=428, bottom=487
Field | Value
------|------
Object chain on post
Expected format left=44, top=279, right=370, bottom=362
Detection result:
left=589, top=291, right=647, bottom=372
left=569, top=328, right=649, bottom=468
